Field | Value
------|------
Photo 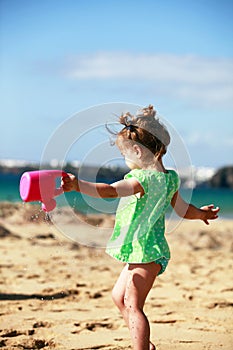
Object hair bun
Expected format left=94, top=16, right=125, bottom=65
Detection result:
left=136, top=104, right=170, bottom=147
left=119, top=112, right=137, bottom=127
left=116, top=104, right=170, bottom=149
left=136, top=104, right=156, bottom=119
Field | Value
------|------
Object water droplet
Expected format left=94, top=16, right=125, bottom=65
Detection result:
left=45, top=212, right=50, bottom=221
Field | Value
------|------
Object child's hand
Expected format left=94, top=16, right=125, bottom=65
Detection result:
left=200, top=204, right=220, bottom=225
left=61, top=173, right=79, bottom=192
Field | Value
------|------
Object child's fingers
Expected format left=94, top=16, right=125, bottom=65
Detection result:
left=61, top=173, right=75, bottom=187
left=62, top=182, right=72, bottom=192
left=201, top=205, right=220, bottom=212
left=61, top=177, right=69, bottom=185
left=61, top=176, right=72, bottom=190
left=62, top=173, right=73, bottom=181
left=61, top=173, right=78, bottom=192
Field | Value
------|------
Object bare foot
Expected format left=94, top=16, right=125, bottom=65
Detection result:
left=150, top=341, right=156, bottom=350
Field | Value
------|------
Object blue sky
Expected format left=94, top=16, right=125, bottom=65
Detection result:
left=1, top=0, right=233, bottom=168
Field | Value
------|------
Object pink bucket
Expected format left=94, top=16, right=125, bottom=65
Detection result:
left=19, top=170, right=67, bottom=212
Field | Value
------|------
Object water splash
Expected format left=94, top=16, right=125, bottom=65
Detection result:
left=45, top=211, right=51, bottom=222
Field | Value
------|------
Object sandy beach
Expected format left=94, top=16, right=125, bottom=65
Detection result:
left=0, top=202, right=232, bottom=350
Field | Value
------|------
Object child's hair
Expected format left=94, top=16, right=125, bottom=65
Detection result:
left=111, top=105, right=170, bottom=158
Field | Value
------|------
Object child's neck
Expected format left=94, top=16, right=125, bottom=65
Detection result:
left=140, top=158, right=167, bottom=172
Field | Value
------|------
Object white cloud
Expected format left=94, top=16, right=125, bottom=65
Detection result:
left=63, top=52, right=233, bottom=108
left=185, top=131, right=204, bottom=146
left=186, top=130, right=233, bottom=149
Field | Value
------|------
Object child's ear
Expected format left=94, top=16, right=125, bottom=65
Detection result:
left=133, top=144, right=142, bottom=158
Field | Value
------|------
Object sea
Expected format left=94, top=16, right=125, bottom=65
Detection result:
left=0, top=173, right=233, bottom=219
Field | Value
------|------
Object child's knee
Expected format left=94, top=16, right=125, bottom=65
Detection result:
left=112, top=288, right=124, bottom=308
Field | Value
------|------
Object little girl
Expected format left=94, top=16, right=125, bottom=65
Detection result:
left=61, top=105, right=219, bottom=350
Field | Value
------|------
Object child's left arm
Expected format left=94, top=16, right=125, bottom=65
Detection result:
left=171, top=191, right=220, bottom=225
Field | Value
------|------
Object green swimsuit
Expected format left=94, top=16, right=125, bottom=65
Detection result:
left=106, top=169, right=180, bottom=275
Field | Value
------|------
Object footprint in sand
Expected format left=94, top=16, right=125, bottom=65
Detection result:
left=206, top=301, right=233, bottom=309
left=1, top=329, right=35, bottom=337
left=0, top=224, right=20, bottom=239
left=72, top=319, right=116, bottom=334
left=1, top=330, right=23, bottom=337
left=33, top=321, right=51, bottom=328
left=18, top=339, right=55, bottom=349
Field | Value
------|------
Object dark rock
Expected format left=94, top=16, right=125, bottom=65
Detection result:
left=209, top=166, right=233, bottom=188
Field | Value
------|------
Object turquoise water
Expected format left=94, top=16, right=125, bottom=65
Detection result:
left=0, top=173, right=232, bottom=218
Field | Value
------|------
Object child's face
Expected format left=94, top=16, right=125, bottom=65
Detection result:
left=117, top=138, right=141, bottom=170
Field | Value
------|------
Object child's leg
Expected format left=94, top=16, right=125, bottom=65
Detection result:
left=112, top=262, right=160, bottom=350
left=124, top=263, right=161, bottom=350
left=112, top=264, right=129, bottom=325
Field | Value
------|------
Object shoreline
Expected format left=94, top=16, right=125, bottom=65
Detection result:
left=1, top=199, right=232, bottom=220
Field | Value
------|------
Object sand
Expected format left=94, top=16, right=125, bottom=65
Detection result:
left=0, top=202, right=233, bottom=350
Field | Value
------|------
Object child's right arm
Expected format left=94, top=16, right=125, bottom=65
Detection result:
left=61, top=173, right=144, bottom=198
left=171, top=191, right=220, bottom=225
